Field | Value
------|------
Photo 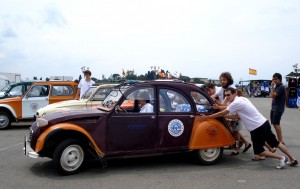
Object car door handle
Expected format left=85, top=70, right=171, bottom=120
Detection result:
left=190, top=115, right=195, bottom=118
left=151, top=116, right=156, bottom=119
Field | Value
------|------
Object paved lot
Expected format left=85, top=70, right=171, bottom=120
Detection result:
left=0, top=97, right=299, bottom=189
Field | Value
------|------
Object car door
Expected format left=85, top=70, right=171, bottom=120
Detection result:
left=157, top=88, right=195, bottom=150
left=107, top=87, right=157, bottom=152
left=22, top=85, right=50, bottom=118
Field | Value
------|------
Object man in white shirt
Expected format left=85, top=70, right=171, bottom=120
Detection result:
left=200, top=87, right=298, bottom=169
left=77, top=70, right=95, bottom=98
left=138, top=91, right=153, bottom=113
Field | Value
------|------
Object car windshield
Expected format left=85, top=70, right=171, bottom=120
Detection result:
left=81, top=87, right=96, bottom=99
left=1, top=83, right=11, bottom=92
left=97, top=83, right=132, bottom=111
left=92, top=87, right=113, bottom=101
left=98, top=89, right=123, bottom=110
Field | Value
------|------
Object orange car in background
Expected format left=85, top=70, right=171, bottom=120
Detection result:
left=0, top=81, right=78, bottom=129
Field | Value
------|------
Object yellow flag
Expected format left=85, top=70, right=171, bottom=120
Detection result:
left=249, top=68, right=257, bottom=75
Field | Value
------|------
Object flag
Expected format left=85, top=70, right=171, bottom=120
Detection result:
left=173, top=71, right=180, bottom=78
left=249, top=68, right=257, bottom=75
left=122, top=69, right=126, bottom=77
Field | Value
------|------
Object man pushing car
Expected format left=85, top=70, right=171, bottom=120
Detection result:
left=199, top=87, right=298, bottom=169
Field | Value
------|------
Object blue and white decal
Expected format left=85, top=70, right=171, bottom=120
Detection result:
left=168, top=119, right=184, bottom=137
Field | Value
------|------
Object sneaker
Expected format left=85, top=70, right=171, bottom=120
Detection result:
left=276, top=157, right=288, bottom=169
left=287, top=160, right=298, bottom=166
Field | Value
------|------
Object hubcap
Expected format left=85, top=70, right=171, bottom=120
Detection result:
left=60, top=145, right=84, bottom=172
left=200, top=148, right=220, bottom=162
left=0, top=115, right=9, bottom=128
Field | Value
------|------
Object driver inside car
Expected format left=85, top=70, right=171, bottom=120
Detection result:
left=138, top=91, right=153, bottom=113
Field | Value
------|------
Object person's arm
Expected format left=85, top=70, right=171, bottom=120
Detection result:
left=270, top=81, right=278, bottom=98
left=224, top=113, right=239, bottom=120
left=76, top=88, right=81, bottom=99
left=199, top=109, right=230, bottom=121
left=213, top=103, right=227, bottom=110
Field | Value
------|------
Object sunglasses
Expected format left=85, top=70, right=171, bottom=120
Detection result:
left=225, top=94, right=231, bottom=97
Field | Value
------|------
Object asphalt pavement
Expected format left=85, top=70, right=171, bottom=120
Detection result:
left=0, top=97, right=299, bottom=189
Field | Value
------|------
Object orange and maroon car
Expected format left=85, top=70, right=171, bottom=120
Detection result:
left=24, top=80, right=234, bottom=175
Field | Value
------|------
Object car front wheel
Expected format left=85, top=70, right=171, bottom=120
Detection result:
left=52, top=139, right=85, bottom=175
left=194, top=147, right=223, bottom=165
left=0, top=111, right=12, bottom=130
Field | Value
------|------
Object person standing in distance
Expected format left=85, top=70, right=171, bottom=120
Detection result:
left=270, top=73, right=286, bottom=144
left=77, top=70, right=95, bottom=99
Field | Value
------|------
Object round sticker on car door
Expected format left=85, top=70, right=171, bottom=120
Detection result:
left=168, top=119, right=184, bottom=137
left=30, top=103, right=39, bottom=111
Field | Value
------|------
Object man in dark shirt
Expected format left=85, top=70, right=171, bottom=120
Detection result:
left=270, top=73, right=286, bottom=144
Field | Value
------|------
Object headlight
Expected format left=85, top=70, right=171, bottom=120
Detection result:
left=36, top=118, right=48, bottom=128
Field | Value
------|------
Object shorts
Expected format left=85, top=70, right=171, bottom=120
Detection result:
left=270, top=110, right=283, bottom=125
left=250, top=120, right=279, bottom=155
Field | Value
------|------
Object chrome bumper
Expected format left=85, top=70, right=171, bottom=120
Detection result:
left=23, top=134, right=39, bottom=158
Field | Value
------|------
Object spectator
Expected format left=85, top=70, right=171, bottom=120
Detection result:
left=77, top=70, right=95, bottom=98
left=270, top=73, right=286, bottom=144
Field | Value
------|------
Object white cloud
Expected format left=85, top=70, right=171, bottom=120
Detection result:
left=0, top=0, right=299, bottom=82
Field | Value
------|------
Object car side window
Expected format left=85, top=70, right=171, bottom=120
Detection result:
left=159, top=89, right=191, bottom=112
left=52, top=85, right=74, bottom=96
left=28, top=85, right=49, bottom=97
left=120, top=87, right=155, bottom=113
left=190, top=91, right=210, bottom=112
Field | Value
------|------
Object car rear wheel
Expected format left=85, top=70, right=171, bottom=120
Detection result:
left=194, top=147, right=223, bottom=165
left=52, top=139, right=85, bottom=175
left=0, top=111, right=12, bottom=130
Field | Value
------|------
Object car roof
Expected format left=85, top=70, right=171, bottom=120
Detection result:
left=117, top=80, right=206, bottom=96
left=32, top=81, right=78, bottom=85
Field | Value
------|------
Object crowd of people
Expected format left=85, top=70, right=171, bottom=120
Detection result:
left=200, top=71, right=298, bottom=169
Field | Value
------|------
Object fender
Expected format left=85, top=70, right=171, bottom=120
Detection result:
left=35, top=123, right=105, bottom=156
left=189, top=116, right=234, bottom=149
left=0, top=104, right=17, bottom=118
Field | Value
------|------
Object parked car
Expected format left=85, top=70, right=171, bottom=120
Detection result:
left=24, top=81, right=234, bottom=175
left=0, top=81, right=78, bottom=129
left=0, top=81, right=35, bottom=99
left=36, top=83, right=118, bottom=117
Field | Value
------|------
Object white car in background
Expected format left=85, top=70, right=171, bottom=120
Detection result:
left=36, top=84, right=118, bottom=117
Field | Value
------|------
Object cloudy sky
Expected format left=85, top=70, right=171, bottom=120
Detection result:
left=0, top=0, right=299, bottom=83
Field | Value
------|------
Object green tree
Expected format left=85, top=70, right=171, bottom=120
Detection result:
left=179, top=75, right=190, bottom=82
left=91, top=77, right=98, bottom=82
left=137, top=74, right=147, bottom=80
left=192, top=78, right=205, bottom=84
